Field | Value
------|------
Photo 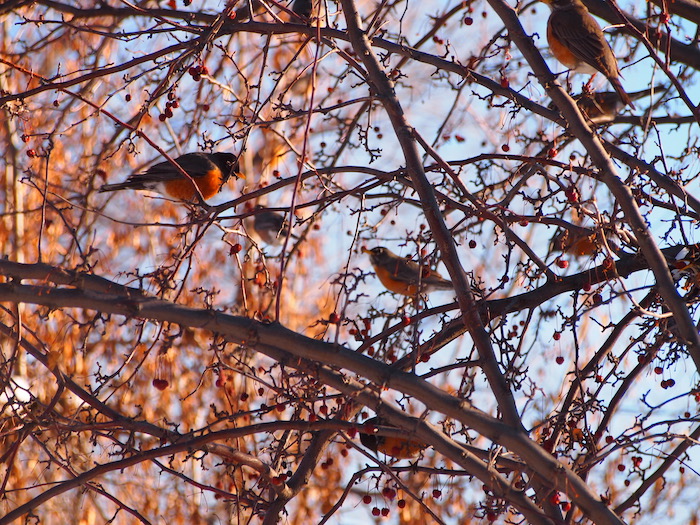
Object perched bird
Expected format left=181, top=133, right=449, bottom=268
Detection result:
left=552, top=224, right=635, bottom=257
left=292, top=0, right=313, bottom=19
left=566, top=86, right=660, bottom=123
left=99, top=152, right=243, bottom=201
left=359, top=417, right=428, bottom=459
left=253, top=208, right=290, bottom=246
left=543, top=0, right=634, bottom=109
left=667, top=244, right=700, bottom=301
left=362, top=246, right=453, bottom=295
left=552, top=229, right=601, bottom=257
left=670, top=245, right=700, bottom=274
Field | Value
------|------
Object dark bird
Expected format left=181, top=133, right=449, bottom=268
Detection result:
left=292, top=0, right=313, bottom=19
left=253, top=208, right=290, bottom=245
left=359, top=417, right=428, bottom=459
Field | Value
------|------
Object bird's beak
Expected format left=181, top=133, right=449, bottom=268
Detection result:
left=235, top=171, right=246, bottom=180
left=361, top=247, right=370, bottom=254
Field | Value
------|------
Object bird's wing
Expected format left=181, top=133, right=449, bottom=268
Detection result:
left=550, top=11, right=616, bottom=76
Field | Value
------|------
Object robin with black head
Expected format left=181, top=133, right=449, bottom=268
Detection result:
left=99, top=152, right=243, bottom=201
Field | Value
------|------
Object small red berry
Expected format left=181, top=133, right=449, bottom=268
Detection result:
left=329, top=312, right=341, bottom=324
left=565, top=186, right=580, bottom=203
left=152, top=378, right=169, bottom=390
left=372, top=507, right=380, bottom=516
left=363, top=495, right=372, bottom=505
left=556, top=259, right=569, bottom=269
left=556, top=356, right=564, bottom=365
left=432, top=489, right=442, bottom=499
left=382, top=487, right=396, bottom=499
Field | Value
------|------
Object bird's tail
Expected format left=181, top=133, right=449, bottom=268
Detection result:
left=626, top=84, right=667, bottom=102
left=99, top=181, right=142, bottom=192
left=609, top=77, right=635, bottom=110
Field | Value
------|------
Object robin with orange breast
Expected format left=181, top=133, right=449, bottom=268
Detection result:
left=362, top=246, right=453, bottom=296
left=99, top=152, right=243, bottom=201
left=543, top=0, right=634, bottom=109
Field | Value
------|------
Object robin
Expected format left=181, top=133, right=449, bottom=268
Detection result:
left=362, top=246, right=453, bottom=295
left=670, top=244, right=700, bottom=280
left=559, top=86, right=659, bottom=123
left=552, top=224, right=635, bottom=257
left=252, top=207, right=290, bottom=245
left=292, top=0, right=313, bottom=19
left=358, top=417, right=428, bottom=459
left=552, top=229, right=600, bottom=256
left=543, top=0, right=634, bottom=109
left=99, top=152, right=243, bottom=201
